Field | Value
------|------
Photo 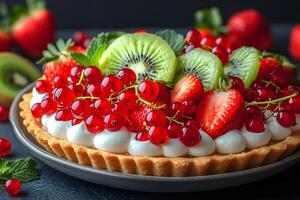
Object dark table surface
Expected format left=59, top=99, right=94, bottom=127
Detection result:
left=0, top=25, right=300, bottom=200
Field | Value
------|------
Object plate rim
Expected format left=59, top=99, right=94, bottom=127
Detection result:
left=10, top=83, right=300, bottom=183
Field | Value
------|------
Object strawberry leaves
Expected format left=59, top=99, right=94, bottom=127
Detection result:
left=194, top=7, right=224, bottom=35
left=155, top=29, right=184, bottom=53
left=0, top=157, right=40, bottom=184
left=38, top=38, right=73, bottom=64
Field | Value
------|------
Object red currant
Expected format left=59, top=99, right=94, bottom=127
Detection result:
left=118, top=90, right=137, bottom=110
left=85, top=115, right=104, bottom=133
left=230, top=76, right=245, bottom=94
left=146, top=110, right=168, bottom=126
left=257, top=58, right=280, bottom=80
left=256, top=86, right=276, bottom=101
left=167, top=123, right=182, bottom=138
left=186, top=119, right=200, bottom=129
left=288, top=96, right=300, bottom=111
left=245, top=118, right=265, bottom=133
left=117, top=68, right=137, bottom=86
left=84, top=66, right=102, bottom=84
left=35, top=80, right=51, bottom=93
left=212, top=46, right=229, bottom=63
left=200, top=36, right=216, bottom=48
left=31, top=103, right=43, bottom=118
left=215, top=36, right=228, bottom=48
left=71, top=100, right=91, bottom=119
left=0, top=137, right=11, bottom=157
left=101, top=75, right=123, bottom=96
left=111, top=102, right=129, bottom=116
left=71, top=117, right=83, bottom=126
left=246, top=106, right=264, bottom=120
left=73, top=31, right=90, bottom=47
left=182, top=101, right=196, bottom=116
left=271, top=67, right=293, bottom=88
left=137, top=80, right=159, bottom=101
left=169, top=102, right=185, bottom=118
left=90, top=99, right=112, bottom=116
left=67, top=83, right=85, bottom=97
left=85, top=84, right=102, bottom=98
left=53, top=87, right=75, bottom=107
left=185, top=29, right=201, bottom=46
left=135, top=131, right=149, bottom=141
left=103, top=113, right=125, bottom=131
left=244, top=89, right=258, bottom=102
left=0, top=105, right=9, bottom=122
left=41, top=98, right=57, bottom=115
left=52, top=75, right=68, bottom=88
left=70, top=66, right=84, bottom=83
left=4, top=179, right=21, bottom=195
left=55, top=109, right=73, bottom=121
left=180, top=126, right=201, bottom=147
left=148, top=126, right=169, bottom=145
left=276, top=111, right=296, bottom=127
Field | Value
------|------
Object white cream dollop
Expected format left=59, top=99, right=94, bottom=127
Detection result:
left=30, top=87, right=46, bottom=107
left=188, top=131, right=216, bottom=156
left=46, top=114, right=70, bottom=140
left=267, top=117, right=291, bottom=141
left=215, top=130, right=246, bottom=154
left=128, top=134, right=162, bottom=156
left=66, top=122, right=95, bottom=147
left=162, top=139, right=188, bottom=157
left=93, top=128, right=130, bottom=153
left=241, top=126, right=271, bottom=149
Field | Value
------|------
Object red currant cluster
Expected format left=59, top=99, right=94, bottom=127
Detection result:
left=244, top=82, right=300, bottom=133
left=31, top=66, right=204, bottom=147
left=182, top=29, right=234, bottom=63
left=0, top=137, right=21, bottom=195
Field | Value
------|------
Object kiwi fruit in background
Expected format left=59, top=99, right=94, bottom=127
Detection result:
left=224, top=47, right=260, bottom=89
left=176, top=48, right=224, bottom=91
left=0, top=52, right=40, bottom=106
left=99, top=33, right=177, bottom=83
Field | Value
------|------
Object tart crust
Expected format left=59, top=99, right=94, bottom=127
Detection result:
left=20, top=93, right=300, bottom=176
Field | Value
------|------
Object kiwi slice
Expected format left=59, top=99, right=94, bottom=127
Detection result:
left=99, top=33, right=177, bottom=83
left=177, top=48, right=223, bottom=91
left=225, top=47, right=260, bottom=89
left=0, top=52, right=40, bottom=106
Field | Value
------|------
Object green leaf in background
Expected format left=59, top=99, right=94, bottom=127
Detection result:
left=0, top=157, right=40, bottom=184
left=71, top=52, right=91, bottom=66
left=194, top=7, right=224, bottom=35
left=262, top=51, right=296, bottom=68
left=155, top=29, right=184, bottom=53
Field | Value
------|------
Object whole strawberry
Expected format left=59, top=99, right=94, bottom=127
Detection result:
left=228, top=9, right=272, bottom=51
left=289, top=24, right=300, bottom=62
left=38, top=39, right=86, bottom=81
left=9, top=0, right=55, bottom=57
left=0, top=29, right=12, bottom=52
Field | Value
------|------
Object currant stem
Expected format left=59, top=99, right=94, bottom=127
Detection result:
left=246, top=92, right=297, bottom=106
left=76, top=70, right=85, bottom=86
left=76, top=96, right=100, bottom=100
left=166, top=116, right=184, bottom=125
left=134, top=86, right=166, bottom=110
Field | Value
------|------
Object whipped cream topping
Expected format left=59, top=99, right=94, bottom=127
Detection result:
left=267, top=117, right=292, bottom=141
left=215, top=130, right=246, bottom=154
left=241, top=126, right=271, bottom=149
left=30, top=88, right=300, bottom=157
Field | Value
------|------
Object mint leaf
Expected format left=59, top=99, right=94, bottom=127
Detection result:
left=71, top=52, right=92, bottom=66
left=155, top=29, right=184, bottom=53
left=262, top=51, right=295, bottom=68
left=86, top=32, right=124, bottom=66
left=0, top=157, right=40, bottom=184
left=194, top=7, right=224, bottom=35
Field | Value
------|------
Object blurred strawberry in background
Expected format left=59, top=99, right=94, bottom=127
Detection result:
left=0, top=0, right=56, bottom=57
left=289, top=24, right=300, bottom=62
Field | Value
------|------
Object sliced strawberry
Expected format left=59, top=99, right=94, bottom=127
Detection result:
left=171, top=74, right=203, bottom=103
left=196, top=89, right=245, bottom=138
left=128, top=103, right=153, bottom=132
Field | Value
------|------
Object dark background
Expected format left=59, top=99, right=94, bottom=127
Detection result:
left=4, top=0, right=300, bottom=29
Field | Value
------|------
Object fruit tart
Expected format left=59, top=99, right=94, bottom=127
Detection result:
left=20, top=30, right=300, bottom=176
